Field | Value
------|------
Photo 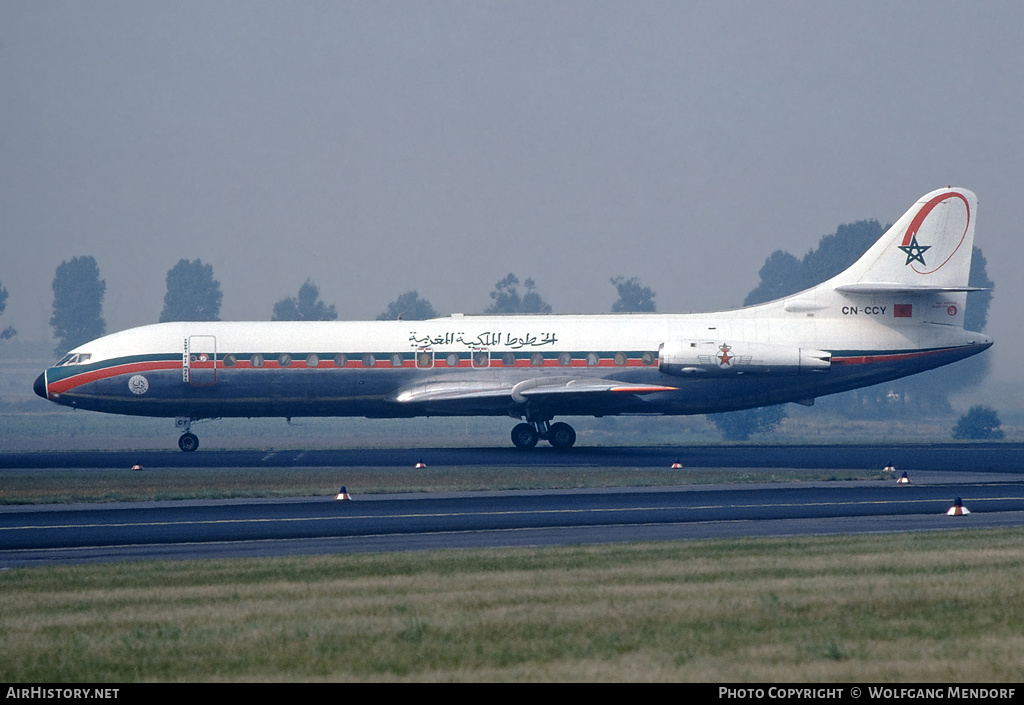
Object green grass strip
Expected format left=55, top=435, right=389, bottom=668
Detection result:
left=0, top=466, right=886, bottom=504
left=2, top=529, right=1023, bottom=682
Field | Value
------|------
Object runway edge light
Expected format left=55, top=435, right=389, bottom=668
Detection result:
left=947, top=497, right=970, bottom=516
left=336, top=486, right=351, bottom=501
left=131, top=464, right=144, bottom=472
left=897, top=472, right=911, bottom=485
left=414, top=459, right=427, bottom=469
left=671, top=458, right=684, bottom=469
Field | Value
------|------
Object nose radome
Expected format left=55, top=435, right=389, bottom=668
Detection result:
left=33, top=372, right=47, bottom=399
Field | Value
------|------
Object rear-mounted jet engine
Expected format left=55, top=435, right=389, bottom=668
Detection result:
left=658, top=340, right=831, bottom=376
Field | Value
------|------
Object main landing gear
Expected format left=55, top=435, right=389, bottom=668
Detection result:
left=510, top=420, right=577, bottom=450
left=178, top=432, right=199, bottom=453
left=176, top=417, right=199, bottom=452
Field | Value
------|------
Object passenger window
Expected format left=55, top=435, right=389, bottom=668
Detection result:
left=446, top=353, right=459, bottom=367
left=558, top=352, right=572, bottom=366
left=586, top=353, right=599, bottom=366
left=223, top=354, right=237, bottom=367
left=530, top=353, right=544, bottom=367
left=391, top=353, right=404, bottom=367
left=502, top=352, right=516, bottom=367
left=251, top=354, right=264, bottom=368
left=614, top=352, right=627, bottom=366
left=306, top=354, right=319, bottom=368
left=362, top=354, right=376, bottom=368
left=334, top=354, right=347, bottom=367
left=278, top=354, right=292, bottom=367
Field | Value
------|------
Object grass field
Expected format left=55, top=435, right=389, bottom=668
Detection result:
left=2, top=529, right=1023, bottom=682
left=0, top=465, right=887, bottom=504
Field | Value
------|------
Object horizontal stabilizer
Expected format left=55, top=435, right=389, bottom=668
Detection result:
left=835, top=283, right=987, bottom=294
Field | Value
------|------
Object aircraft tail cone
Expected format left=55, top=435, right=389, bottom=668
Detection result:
left=897, top=472, right=911, bottom=485
left=414, top=459, right=427, bottom=469
left=335, top=486, right=351, bottom=501
left=131, top=464, right=144, bottom=472
left=671, top=458, right=684, bottom=469
left=947, top=497, right=970, bottom=516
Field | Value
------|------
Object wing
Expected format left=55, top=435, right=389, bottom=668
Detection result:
left=391, top=376, right=677, bottom=404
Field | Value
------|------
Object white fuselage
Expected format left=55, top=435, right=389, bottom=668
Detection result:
left=33, top=187, right=994, bottom=450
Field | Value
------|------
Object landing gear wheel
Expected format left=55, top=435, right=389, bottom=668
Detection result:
left=178, top=432, right=199, bottom=453
left=548, top=422, right=576, bottom=450
left=511, top=423, right=539, bottom=449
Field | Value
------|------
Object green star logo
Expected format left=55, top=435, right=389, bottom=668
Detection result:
left=898, top=235, right=930, bottom=266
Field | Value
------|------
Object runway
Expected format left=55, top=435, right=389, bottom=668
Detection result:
left=3, top=472, right=1024, bottom=567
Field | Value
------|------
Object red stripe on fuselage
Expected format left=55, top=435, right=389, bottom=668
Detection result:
left=46, top=345, right=982, bottom=399
left=831, top=347, right=961, bottom=366
left=46, top=360, right=181, bottom=396
left=228, top=358, right=653, bottom=370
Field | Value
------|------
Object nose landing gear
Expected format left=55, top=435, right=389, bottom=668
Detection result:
left=510, top=419, right=576, bottom=450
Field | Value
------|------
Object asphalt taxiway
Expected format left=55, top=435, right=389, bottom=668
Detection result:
left=2, top=444, right=1023, bottom=567
left=3, top=464, right=1024, bottom=567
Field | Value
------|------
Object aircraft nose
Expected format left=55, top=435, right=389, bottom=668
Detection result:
left=33, top=372, right=47, bottom=399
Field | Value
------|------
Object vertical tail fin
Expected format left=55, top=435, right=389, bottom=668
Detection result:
left=831, top=187, right=977, bottom=292
left=819, top=188, right=983, bottom=331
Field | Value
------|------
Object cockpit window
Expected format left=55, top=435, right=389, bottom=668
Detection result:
left=55, top=353, right=91, bottom=367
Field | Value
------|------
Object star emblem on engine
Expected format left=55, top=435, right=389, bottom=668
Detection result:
left=898, top=235, right=930, bottom=266
left=717, top=344, right=733, bottom=366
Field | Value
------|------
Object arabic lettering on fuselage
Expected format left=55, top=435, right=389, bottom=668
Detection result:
left=409, top=331, right=558, bottom=349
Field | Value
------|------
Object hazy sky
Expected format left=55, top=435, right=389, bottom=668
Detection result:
left=2, top=2, right=1022, bottom=385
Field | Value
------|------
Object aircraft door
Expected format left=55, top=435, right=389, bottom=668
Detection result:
left=184, top=335, right=217, bottom=386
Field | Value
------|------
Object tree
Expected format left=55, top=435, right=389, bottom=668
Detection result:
left=801, top=220, right=885, bottom=291
left=745, top=220, right=884, bottom=306
left=952, top=406, right=1004, bottom=440
left=159, top=259, right=223, bottom=322
left=0, top=280, right=14, bottom=340
left=610, top=276, right=656, bottom=312
left=709, top=406, right=788, bottom=441
left=272, top=280, right=338, bottom=321
left=485, top=273, right=552, bottom=314
left=742, top=250, right=804, bottom=306
left=965, top=246, right=994, bottom=335
left=377, top=291, right=438, bottom=321
left=50, top=256, right=105, bottom=355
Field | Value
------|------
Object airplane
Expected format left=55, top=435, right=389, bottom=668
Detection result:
left=34, top=187, right=992, bottom=452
